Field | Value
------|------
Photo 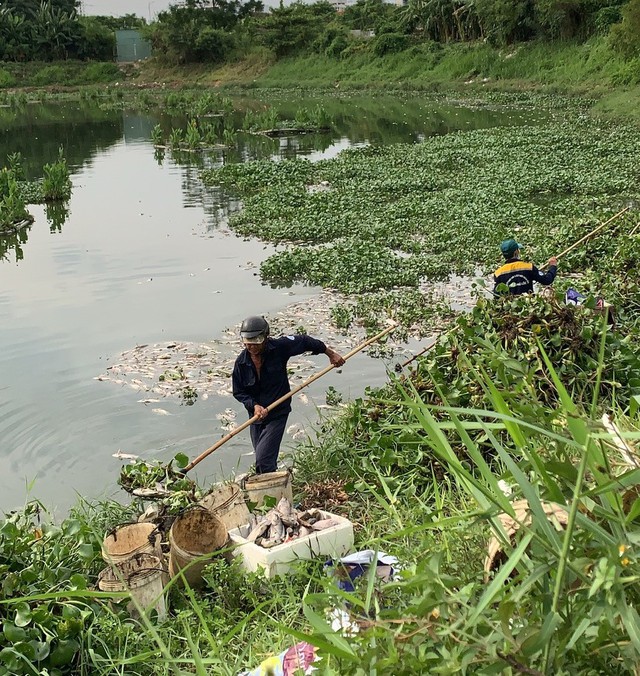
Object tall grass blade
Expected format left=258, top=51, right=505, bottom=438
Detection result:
left=469, top=532, right=533, bottom=624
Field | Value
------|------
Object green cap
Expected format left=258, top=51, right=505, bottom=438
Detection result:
left=500, top=239, right=522, bottom=258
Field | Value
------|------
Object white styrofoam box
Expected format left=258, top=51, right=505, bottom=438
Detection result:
left=228, top=510, right=354, bottom=578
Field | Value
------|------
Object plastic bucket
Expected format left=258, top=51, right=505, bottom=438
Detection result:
left=97, top=552, right=167, bottom=621
left=243, top=470, right=293, bottom=507
left=169, top=509, right=228, bottom=588
left=200, top=483, right=250, bottom=531
left=102, top=522, right=161, bottom=565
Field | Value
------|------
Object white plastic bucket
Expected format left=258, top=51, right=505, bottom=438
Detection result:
left=97, top=552, right=167, bottom=622
left=200, top=483, right=250, bottom=531
left=243, top=470, right=293, bottom=507
left=102, top=522, right=161, bottom=564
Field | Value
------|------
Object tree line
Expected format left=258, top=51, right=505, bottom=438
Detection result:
left=1, top=0, right=639, bottom=65
left=0, top=0, right=145, bottom=61
left=145, top=0, right=640, bottom=65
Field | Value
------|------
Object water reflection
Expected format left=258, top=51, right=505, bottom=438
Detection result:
left=0, top=223, right=29, bottom=263
left=1, top=93, right=546, bottom=263
left=1, top=94, right=547, bottom=263
left=46, top=201, right=69, bottom=233
left=0, top=101, right=124, bottom=177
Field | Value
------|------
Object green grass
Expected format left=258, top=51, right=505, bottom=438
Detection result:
left=0, top=61, right=123, bottom=89
left=252, top=38, right=640, bottom=93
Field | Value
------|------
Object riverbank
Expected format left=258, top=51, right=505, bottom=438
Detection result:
left=135, top=37, right=640, bottom=122
left=2, top=36, right=640, bottom=122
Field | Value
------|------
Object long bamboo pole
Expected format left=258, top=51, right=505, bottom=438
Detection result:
left=395, top=339, right=438, bottom=371
left=181, top=323, right=397, bottom=473
left=541, top=206, right=630, bottom=269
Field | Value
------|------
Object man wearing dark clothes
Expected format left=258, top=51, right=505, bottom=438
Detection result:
left=494, top=239, right=558, bottom=296
left=232, top=316, right=345, bottom=474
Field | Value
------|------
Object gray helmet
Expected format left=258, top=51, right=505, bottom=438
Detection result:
left=240, top=316, right=269, bottom=344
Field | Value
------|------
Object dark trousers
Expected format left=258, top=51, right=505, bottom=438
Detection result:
left=250, top=414, right=288, bottom=474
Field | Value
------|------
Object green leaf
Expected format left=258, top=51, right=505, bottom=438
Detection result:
left=2, top=623, right=27, bottom=643
left=69, top=573, right=88, bottom=589
left=0, top=647, right=23, bottom=674
left=64, top=519, right=82, bottom=536
left=625, top=497, right=640, bottom=524
left=76, top=544, right=94, bottom=561
left=262, top=495, right=277, bottom=508
left=520, top=611, right=561, bottom=656
left=49, top=639, right=79, bottom=667
left=11, top=640, right=35, bottom=661
left=14, top=603, right=32, bottom=628
left=174, top=452, right=189, bottom=469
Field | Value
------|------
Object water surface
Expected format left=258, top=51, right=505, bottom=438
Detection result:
left=0, top=93, right=543, bottom=513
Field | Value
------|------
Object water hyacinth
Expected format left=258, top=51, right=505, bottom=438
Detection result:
left=206, top=116, right=640, bottom=299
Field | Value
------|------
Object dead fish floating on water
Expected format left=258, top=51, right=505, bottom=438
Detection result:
left=112, top=450, right=140, bottom=460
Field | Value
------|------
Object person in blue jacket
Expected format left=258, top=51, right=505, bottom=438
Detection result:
left=494, top=239, right=558, bottom=295
left=232, top=316, right=345, bottom=474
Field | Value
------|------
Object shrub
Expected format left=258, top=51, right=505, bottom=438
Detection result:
left=339, top=41, right=370, bottom=59
left=0, top=171, right=30, bottom=228
left=593, top=5, right=623, bottom=34
left=82, top=62, right=120, bottom=84
left=77, top=16, right=116, bottom=61
left=609, top=0, right=640, bottom=58
left=372, top=32, right=408, bottom=57
left=610, top=58, right=640, bottom=86
left=326, top=35, right=349, bottom=59
left=42, top=148, right=72, bottom=201
left=0, top=68, right=16, bottom=88
left=30, top=65, right=67, bottom=87
left=194, top=26, right=237, bottom=62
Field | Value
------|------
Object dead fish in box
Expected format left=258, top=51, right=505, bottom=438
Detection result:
left=298, top=509, right=322, bottom=528
left=312, top=518, right=341, bottom=531
left=298, top=526, right=312, bottom=539
left=247, top=517, right=270, bottom=543
left=276, top=497, right=298, bottom=528
left=262, top=511, right=286, bottom=547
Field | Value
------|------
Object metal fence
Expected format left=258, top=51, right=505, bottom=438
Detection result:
left=115, top=30, right=152, bottom=63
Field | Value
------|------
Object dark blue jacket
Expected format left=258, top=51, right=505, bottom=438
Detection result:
left=494, top=258, right=557, bottom=295
left=232, top=335, right=327, bottom=419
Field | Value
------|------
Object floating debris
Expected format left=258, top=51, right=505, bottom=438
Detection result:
left=286, top=423, right=306, bottom=441
left=216, top=408, right=238, bottom=431
left=95, top=341, right=232, bottom=404
left=94, top=289, right=447, bottom=405
left=112, top=450, right=140, bottom=461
